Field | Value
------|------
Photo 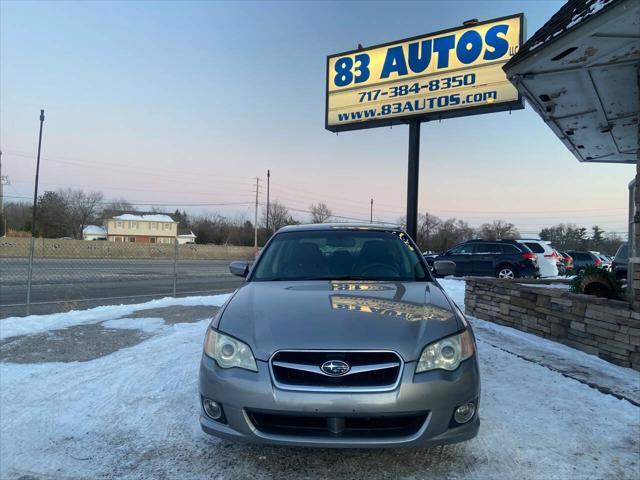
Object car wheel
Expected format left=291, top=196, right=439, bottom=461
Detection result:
left=496, top=266, right=516, bottom=279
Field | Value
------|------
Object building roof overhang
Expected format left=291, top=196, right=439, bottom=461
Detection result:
left=504, top=0, right=639, bottom=164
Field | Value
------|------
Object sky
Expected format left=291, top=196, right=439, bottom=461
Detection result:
left=0, top=0, right=634, bottom=236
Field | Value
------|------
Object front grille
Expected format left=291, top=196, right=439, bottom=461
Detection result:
left=270, top=350, right=402, bottom=391
left=247, top=410, right=428, bottom=439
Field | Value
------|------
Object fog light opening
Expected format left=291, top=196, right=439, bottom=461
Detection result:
left=454, top=402, right=476, bottom=424
left=202, top=398, right=223, bottom=421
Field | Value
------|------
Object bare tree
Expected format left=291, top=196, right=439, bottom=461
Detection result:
left=60, top=189, right=104, bottom=238
left=432, top=219, right=475, bottom=252
left=3, top=201, right=31, bottom=232
left=416, top=213, right=442, bottom=252
left=262, top=200, right=297, bottom=232
left=104, top=197, right=135, bottom=212
left=309, top=203, right=333, bottom=223
left=540, top=223, right=622, bottom=254
left=397, top=213, right=474, bottom=252
left=477, top=220, right=519, bottom=240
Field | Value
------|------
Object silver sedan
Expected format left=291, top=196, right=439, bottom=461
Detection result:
left=199, top=224, right=480, bottom=448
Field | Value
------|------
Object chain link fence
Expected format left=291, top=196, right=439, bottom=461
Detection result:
left=0, top=237, right=252, bottom=318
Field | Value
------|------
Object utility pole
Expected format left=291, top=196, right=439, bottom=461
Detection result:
left=26, top=109, right=45, bottom=315
left=266, top=169, right=270, bottom=233
left=370, top=198, right=373, bottom=223
left=0, top=150, right=4, bottom=236
left=254, top=177, right=259, bottom=257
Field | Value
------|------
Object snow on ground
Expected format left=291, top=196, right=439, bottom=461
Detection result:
left=439, top=278, right=639, bottom=403
left=439, top=277, right=466, bottom=306
left=101, top=317, right=166, bottom=334
left=0, top=294, right=231, bottom=340
left=1, top=281, right=639, bottom=479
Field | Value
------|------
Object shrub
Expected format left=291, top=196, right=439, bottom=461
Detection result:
left=570, top=265, right=624, bottom=300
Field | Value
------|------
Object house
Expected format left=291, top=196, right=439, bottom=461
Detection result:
left=82, top=225, right=107, bottom=241
left=177, top=230, right=197, bottom=245
left=104, top=212, right=178, bottom=244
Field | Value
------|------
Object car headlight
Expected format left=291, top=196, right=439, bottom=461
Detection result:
left=203, top=329, right=258, bottom=372
left=416, top=329, right=475, bottom=373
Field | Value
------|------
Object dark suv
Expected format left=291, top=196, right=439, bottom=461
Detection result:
left=433, top=239, right=539, bottom=279
left=564, top=250, right=602, bottom=273
left=611, top=243, right=628, bottom=281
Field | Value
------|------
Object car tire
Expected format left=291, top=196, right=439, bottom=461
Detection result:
left=496, top=265, right=517, bottom=279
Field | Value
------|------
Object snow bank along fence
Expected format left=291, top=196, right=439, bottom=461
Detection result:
left=0, top=237, right=254, bottom=260
left=465, top=278, right=640, bottom=371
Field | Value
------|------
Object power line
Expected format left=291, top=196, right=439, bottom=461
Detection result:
left=2, top=151, right=256, bottom=191
left=4, top=193, right=254, bottom=207
left=2, top=149, right=253, bottom=181
left=9, top=179, right=257, bottom=199
left=6, top=149, right=628, bottom=219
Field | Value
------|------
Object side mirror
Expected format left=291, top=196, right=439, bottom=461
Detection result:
left=229, top=261, right=251, bottom=278
left=433, top=260, right=456, bottom=277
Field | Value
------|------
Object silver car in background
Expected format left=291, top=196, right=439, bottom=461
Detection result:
left=199, top=224, right=480, bottom=448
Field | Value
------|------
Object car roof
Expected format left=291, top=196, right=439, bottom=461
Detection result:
left=517, top=239, right=551, bottom=244
left=276, top=223, right=402, bottom=233
left=466, top=239, right=521, bottom=244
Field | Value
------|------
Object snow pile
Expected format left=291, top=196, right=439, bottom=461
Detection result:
left=439, top=277, right=466, bottom=306
left=517, top=283, right=570, bottom=290
left=101, top=317, right=166, bottom=334
left=0, top=294, right=231, bottom=340
left=1, top=320, right=211, bottom=478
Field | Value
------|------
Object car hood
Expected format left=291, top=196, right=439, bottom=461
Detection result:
left=217, top=280, right=461, bottom=362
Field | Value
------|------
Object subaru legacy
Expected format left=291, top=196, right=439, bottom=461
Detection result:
left=199, top=224, right=480, bottom=448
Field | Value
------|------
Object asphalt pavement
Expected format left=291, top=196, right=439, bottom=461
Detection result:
left=0, top=258, right=243, bottom=318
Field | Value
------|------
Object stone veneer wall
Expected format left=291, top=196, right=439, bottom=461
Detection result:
left=465, top=278, right=640, bottom=371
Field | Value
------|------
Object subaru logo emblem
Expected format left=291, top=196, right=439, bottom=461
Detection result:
left=321, top=360, right=350, bottom=376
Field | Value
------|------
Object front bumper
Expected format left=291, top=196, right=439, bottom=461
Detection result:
left=199, top=354, right=480, bottom=448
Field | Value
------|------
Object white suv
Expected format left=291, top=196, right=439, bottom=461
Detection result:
left=517, top=239, right=559, bottom=277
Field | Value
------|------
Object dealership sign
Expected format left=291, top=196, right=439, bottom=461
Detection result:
left=325, top=14, right=524, bottom=131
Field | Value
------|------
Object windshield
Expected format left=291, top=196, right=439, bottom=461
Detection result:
left=251, top=230, right=430, bottom=282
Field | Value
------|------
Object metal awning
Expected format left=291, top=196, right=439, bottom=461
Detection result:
left=504, top=0, right=639, bottom=164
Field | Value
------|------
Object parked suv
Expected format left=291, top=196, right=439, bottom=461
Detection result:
left=564, top=250, right=603, bottom=273
left=434, top=239, right=539, bottom=279
left=516, top=240, right=559, bottom=277
left=594, top=252, right=612, bottom=271
left=611, top=243, right=628, bottom=281
left=559, top=251, right=574, bottom=274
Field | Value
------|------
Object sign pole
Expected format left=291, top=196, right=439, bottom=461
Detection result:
left=406, top=121, right=420, bottom=240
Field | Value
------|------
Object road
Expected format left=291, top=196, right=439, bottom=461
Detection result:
left=0, top=258, right=243, bottom=318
